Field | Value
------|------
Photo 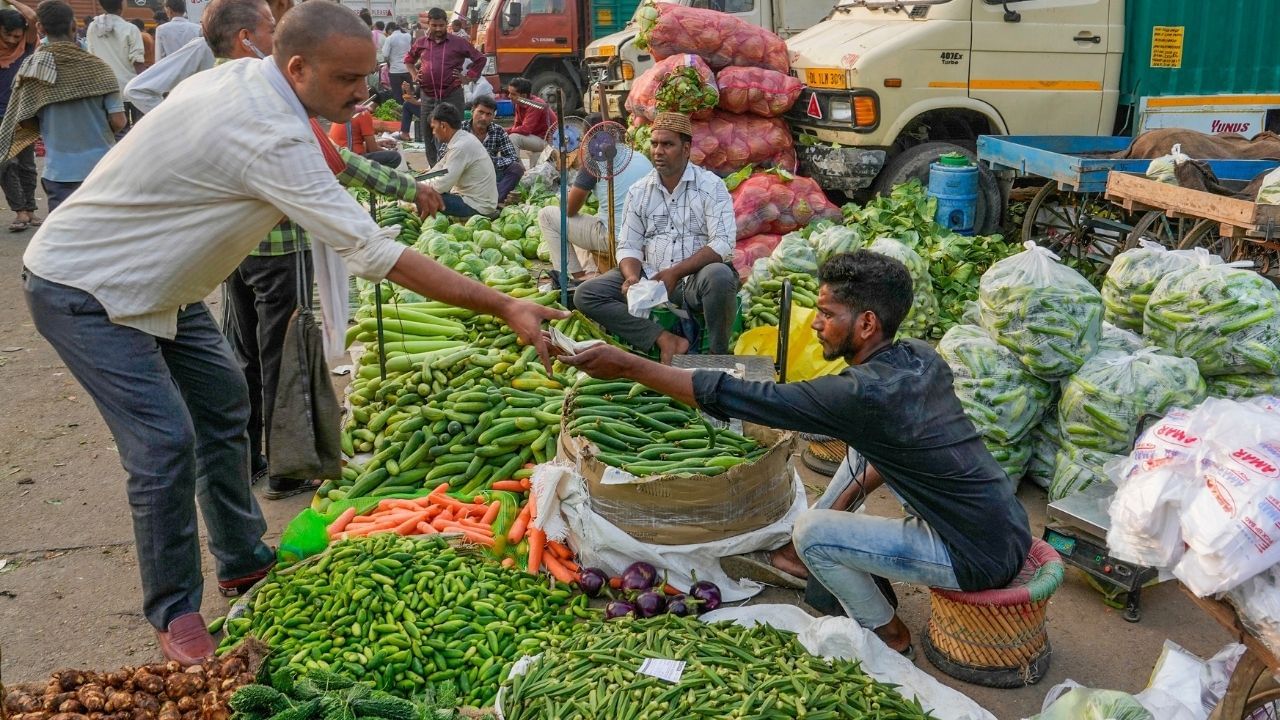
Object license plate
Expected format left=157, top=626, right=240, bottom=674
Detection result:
left=805, top=68, right=846, bottom=89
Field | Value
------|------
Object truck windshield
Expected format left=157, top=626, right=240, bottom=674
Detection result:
left=835, top=0, right=950, bottom=8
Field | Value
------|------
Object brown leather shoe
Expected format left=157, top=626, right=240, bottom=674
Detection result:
left=217, top=559, right=276, bottom=598
left=156, top=612, right=216, bottom=666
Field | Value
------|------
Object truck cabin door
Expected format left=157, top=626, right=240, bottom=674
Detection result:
left=970, top=0, right=1113, bottom=135
left=496, top=0, right=576, bottom=80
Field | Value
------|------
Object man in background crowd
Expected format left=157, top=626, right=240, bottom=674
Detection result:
left=155, top=0, right=200, bottom=59
left=0, top=0, right=38, bottom=232
left=462, top=95, right=522, bottom=203
left=86, top=0, right=144, bottom=123
left=505, top=77, right=553, bottom=167
left=380, top=19, right=410, bottom=104
left=130, top=19, right=154, bottom=68
left=328, top=105, right=401, bottom=168
left=0, top=0, right=124, bottom=213
left=426, top=102, right=496, bottom=218
left=406, top=6, right=482, bottom=164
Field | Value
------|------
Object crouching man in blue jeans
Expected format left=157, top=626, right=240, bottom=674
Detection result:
left=557, top=250, right=1032, bottom=656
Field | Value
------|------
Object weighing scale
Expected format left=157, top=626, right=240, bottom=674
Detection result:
left=1044, top=481, right=1159, bottom=622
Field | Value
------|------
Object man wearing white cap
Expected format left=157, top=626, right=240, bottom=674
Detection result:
left=574, top=111, right=737, bottom=363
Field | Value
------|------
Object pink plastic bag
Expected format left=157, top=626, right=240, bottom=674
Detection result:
left=733, top=234, right=783, bottom=280
left=715, top=66, right=803, bottom=118
left=636, top=1, right=789, bottom=73
left=731, top=171, right=842, bottom=238
left=626, top=54, right=719, bottom=122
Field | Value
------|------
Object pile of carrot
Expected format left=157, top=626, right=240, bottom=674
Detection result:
left=325, top=480, right=581, bottom=585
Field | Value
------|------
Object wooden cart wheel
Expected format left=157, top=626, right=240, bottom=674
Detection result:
left=1178, top=226, right=1280, bottom=285
left=1021, top=184, right=1124, bottom=270
left=1124, top=211, right=1216, bottom=252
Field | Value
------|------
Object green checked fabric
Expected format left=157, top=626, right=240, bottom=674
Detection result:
left=251, top=146, right=418, bottom=256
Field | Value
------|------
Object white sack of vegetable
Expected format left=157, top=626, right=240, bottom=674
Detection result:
left=1144, top=143, right=1189, bottom=185
left=1102, top=242, right=1220, bottom=332
left=1058, top=347, right=1206, bottom=455
left=813, top=224, right=862, bottom=266
left=766, top=231, right=818, bottom=275
left=978, top=241, right=1103, bottom=381
left=939, top=324, right=1052, bottom=444
left=1025, top=409, right=1063, bottom=490
left=1208, top=372, right=1280, bottom=399
left=983, top=435, right=1031, bottom=491
left=1255, top=166, right=1280, bottom=205
left=867, top=237, right=939, bottom=339
left=1049, top=442, right=1120, bottom=502
left=1099, top=321, right=1146, bottom=354
left=1143, top=263, right=1280, bottom=377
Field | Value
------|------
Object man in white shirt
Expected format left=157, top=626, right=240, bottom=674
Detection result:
left=85, top=0, right=143, bottom=90
left=427, top=101, right=497, bottom=217
left=22, top=0, right=563, bottom=667
left=124, top=0, right=272, bottom=114
left=154, top=0, right=201, bottom=60
left=574, top=112, right=737, bottom=362
left=379, top=20, right=410, bottom=103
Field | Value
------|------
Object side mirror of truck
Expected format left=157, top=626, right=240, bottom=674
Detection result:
left=1001, top=0, right=1021, bottom=22
left=505, top=0, right=522, bottom=27
left=469, top=7, right=480, bottom=24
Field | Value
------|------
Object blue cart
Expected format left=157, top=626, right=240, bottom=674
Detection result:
left=977, top=135, right=1279, bottom=268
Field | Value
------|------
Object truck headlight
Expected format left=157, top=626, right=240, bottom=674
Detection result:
left=621, top=62, right=634, bottom=80
left=829, top=100, right=852, bottom=123
left=482, top=55, right=497, bottom=75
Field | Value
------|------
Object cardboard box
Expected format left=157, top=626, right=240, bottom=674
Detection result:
left=558, top=418, right=796, bottom=545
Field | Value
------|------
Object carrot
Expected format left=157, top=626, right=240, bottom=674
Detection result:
left=543, top=553, right=576, bottom=584
left=429, top=483, right=450, bottom=495
left=489, top=480, right=528, bottom=492
left=393, top=511, right=430, bottom=535
left=501, top=557, right=516, bottom=569
left=507, top=502, right=533, bottom=543
left=547, top=541, right=573, bottom=561
left=473, top=496, right=487, bottom=505
left=523, top=463, right=536, bottom=469
left=662, top=583, right=682, bottom=596
left=416, top=521, right=436, bottom=534
left=528, top=489, right=539, bottom=520
left=527, top=527, right=546, bottom=574
left=480, top=500, right=502, bottom=525
left=327, top=507, right=358, bottom=537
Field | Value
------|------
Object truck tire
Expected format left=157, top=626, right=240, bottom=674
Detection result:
left=530, top=72, right=580, bottom=115
left=872, top=141, right=1004, bottom=236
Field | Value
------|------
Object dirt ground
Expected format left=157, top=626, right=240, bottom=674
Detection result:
left=0, top=184, right=1235, bottom=719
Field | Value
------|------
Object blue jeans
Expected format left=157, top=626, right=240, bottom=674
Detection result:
left=441, top=192, right=480, bottom=218
left=23, top=271, right=275, bottom=630
left=794, top=453, right=961, bottom=630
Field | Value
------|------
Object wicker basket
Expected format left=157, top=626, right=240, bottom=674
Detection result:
left=922, top=538, right=1064, bottom=688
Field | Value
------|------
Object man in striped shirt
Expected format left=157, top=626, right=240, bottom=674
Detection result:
left=574, top=112, right=737, bottom=362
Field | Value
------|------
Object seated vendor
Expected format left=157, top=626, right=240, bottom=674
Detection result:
left=558, top=250, right=1032, bottom=656
left=425, top=102, right=497, bottom=218
left=328, top=107, right=402, bottom=168
left=573, top=112, right=737, bottom=363
left=537, top=113, right=653, bottom=289
left=462, top=95, right=524, bottom=204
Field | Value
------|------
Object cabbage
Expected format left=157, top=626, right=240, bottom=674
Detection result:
left=813, top=225, right=862, bottom=266
left=1031, top=687, right=1153, bottom=720
left=766, top=232, right=818, bottom=276
left=939, top=324, right=1052, bottom=444
left=1058, top=348, right=1206, bottom=454
left=867, top=237, right=939, bottom=340
left=1144, top=264, right=1280, bottom=377
left=978, top=241, right=1102, bottom=381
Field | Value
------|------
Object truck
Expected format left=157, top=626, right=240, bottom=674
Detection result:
left=471, top=0, right=639, bottom=112
left=583, top=0, right=832, bottom=118
left=785, top=0, right=1280, bottom=234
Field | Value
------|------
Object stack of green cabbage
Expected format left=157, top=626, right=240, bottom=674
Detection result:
left=1101, top=242, right=1208, bottom=332
left=867, top=237, right=939, bottom=340
left=1058, top=348, right=1206, bottom=455
left=1144, top=264, right=1280, bottom=377
left=978, top=242, right=1103, bottom=381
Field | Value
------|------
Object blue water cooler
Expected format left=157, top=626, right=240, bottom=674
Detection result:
left=928, top=152, right=978, bottom=235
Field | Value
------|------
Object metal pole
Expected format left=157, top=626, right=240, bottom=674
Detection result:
left=554, top=90, right=569, bottom=308
left=369, top=194, right=387, bottom=381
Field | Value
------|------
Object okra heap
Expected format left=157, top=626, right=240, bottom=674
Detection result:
left=501, top=614, right=938, bottom=719
left=567, top=378, right=769, bottom=476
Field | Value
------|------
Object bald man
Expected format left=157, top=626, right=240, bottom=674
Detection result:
left=21, top=0, right=565, bottom=666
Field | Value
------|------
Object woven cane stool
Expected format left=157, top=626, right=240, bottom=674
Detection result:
left=922, top=538, right=1064, bottom=688
left=800, top=433, right=846, bottom=477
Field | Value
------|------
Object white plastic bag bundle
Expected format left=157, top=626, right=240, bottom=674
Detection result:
left=1144, top=262, right=1280, bottom=376
left=1058, top=347, right=1206, bottom=454
left=1030, top=684, right=1153, bottom=720
left=1100, top=322, right=1146, bottom=355
left=1049, top=442, right=1120, bottom=502
left=978, top=241, right=1103, bottom=380
left=983, top=436, right=1031, bottom=491
left=1174, top=398, right=1280, bottom=596
left=1106, top=407, right=1203, bottom=568
left=1101, top=241, right=1216, bottom=332
left=1227, top=566, right=1280, bottom=656
left=1026, top=410, right=1063, bottom=490
left=766, top=231, right=818, bottom=275
left=867, top=236, right=940, bottom=339
left=625, top=279, right=668, bottom=318
left=1145, top=142, right=1189, bottom=185
left=1207, top=372, right=1280, bottom=400
left=939, top=324, right=1053, bottom=444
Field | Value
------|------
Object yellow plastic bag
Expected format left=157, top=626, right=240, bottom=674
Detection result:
left=733, top=306, right=847, bottom=381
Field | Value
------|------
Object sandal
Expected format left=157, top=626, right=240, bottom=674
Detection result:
left=28, top=216, right=41, bottom=226
left=7, top=220, right=27, bottom=232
